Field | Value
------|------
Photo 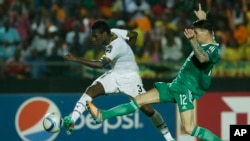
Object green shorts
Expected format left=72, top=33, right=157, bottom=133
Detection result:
left=154, top=82, right=195, bottom=113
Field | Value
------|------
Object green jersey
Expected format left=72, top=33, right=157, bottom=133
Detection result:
left=172, top=43, right=220, bottom=99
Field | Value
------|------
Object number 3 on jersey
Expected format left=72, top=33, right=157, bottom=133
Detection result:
left=137, top=84, right=143, bottom=94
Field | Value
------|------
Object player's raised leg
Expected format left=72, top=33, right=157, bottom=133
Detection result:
left=63, top=93, right=93, bottom=134
left=63, top=82, right=104, bottom=134
left=87, top=100, right=138, bottom=124
left=87, top=88, right=175, bottom=141
left=87, top=88, right=160, bottom=122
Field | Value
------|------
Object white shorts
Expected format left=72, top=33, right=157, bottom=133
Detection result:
left=92, top=70, right=146, bottom=97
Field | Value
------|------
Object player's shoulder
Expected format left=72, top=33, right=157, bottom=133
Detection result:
left=203, top=43, right=219, bottom=50
left=210, top=43, right=220, bottom=51
left=111, top=28, right=125, bottom=32
left=203, top=43, right=220, bottom=55
left=206, top=44, right=220, bottom=63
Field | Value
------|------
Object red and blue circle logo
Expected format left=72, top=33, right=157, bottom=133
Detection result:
left=15, top=97, right=61, bottom=141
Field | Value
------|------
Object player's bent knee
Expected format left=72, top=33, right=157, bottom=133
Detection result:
left=85, top=84, right=105, bottom=97
left=182, top=124, right=195, bottom=135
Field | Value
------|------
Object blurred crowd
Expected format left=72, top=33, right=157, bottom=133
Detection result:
left=0, top=0, right=250, bottom=80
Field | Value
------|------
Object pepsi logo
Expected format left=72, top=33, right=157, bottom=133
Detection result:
left=15, top=97, right=61, bottom=141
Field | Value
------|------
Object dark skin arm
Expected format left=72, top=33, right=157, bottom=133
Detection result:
left=65, top=30, right=136, bottom=68
left=126, top=31, right=138, bottom=47
left=64, top=53, right=107, bottom=69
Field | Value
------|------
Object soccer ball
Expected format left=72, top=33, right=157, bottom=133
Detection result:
left=43, top=112, right=62, bottom=133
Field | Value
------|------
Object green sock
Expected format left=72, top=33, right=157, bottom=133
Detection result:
left=191, top=126, right=221, bottom=141
left=101, top=101, right=139, bottom=121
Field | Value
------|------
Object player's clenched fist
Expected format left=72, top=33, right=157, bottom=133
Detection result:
left=64, top=53, right=77, bottom=61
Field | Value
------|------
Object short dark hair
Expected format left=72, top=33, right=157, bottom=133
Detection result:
left=192, top=19, right=213, bottom=32
left=91, top=19, right=111, bottom=35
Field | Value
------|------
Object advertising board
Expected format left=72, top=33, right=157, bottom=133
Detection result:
left=1, top=93, right=176, bottom=141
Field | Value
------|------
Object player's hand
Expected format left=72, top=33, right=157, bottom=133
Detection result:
left=184, top=29, right=195, bottom=40
left=194, top=3, right=207, bottom=20
left=63, top=116, right=75, bottom=134
left=64, top=53, right=77, bottom=62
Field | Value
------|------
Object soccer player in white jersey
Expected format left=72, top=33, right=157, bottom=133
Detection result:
left=63, top=19, right=174, bottom=141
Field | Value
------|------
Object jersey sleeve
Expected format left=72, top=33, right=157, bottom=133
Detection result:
left=111, top=28, right=129, bottom=40
left=204, top=45, right=220, bottom=63
left=104, top=41, right=121, bottom=61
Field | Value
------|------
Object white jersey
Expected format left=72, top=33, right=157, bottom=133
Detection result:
left=104, top=28, right=139, bottom=73
left=92, top=28, right=145, bottom=97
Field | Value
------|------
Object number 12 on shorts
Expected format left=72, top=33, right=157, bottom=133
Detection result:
left=180, top=95, right=187, bottom=105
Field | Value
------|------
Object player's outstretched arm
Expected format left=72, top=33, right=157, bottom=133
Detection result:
left=64, top=53, right=104, bottom=69
left=194, top=3, right=207, bottom=20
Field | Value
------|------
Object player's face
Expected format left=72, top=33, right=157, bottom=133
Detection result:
left=193, top=28, right=207, bottom=44
left=91, top=30, right=106, bottom=46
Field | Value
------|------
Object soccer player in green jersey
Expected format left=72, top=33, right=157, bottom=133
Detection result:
left=87, top=4, right=222, bottom=141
